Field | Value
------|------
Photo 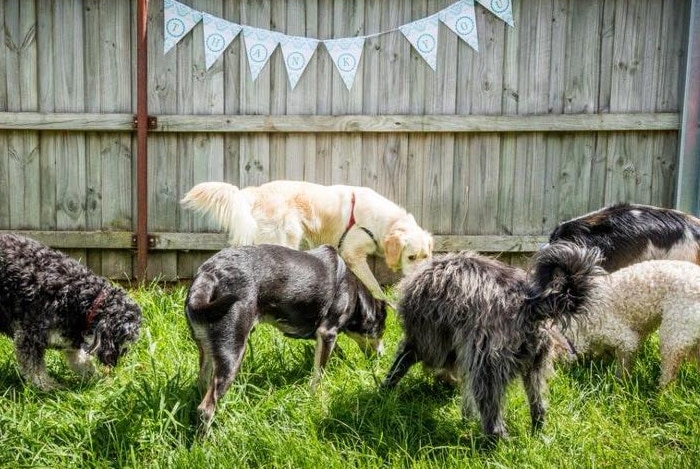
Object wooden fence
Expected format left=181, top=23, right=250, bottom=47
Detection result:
left=0, top=0, right=697, bottom=281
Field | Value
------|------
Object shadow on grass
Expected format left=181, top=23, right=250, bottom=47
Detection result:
left=0, top=355, right=109, bottom=396
left=317, top=377, right=499, bottom=457
left=0, top=360, right=25, bottom=391
left=562, top=346, right=662, bottom=397
left=240, top=339, right=318, bottom=389
left=86, top=367, right=203, bottom=458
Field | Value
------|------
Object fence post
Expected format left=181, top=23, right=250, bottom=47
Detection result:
left=136, top=0, right=150, bottom=281
left=677, top=0, right=700, bottom=216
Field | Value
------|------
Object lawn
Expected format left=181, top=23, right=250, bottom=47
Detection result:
left=1, top=282, right=699, bottom=468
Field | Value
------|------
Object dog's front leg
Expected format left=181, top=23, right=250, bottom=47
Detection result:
left=339, top=248, right=387, bottom=301
left=343, top=254, right=386, bottom=301
left=311, top=327, right=338, bottom=391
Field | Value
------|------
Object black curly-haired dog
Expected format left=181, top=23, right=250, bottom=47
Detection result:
left=0, top=233, right=141, bottom=390
left=186, top=244, right=387, bottom=429
left=382, top=243, right=603, bottom=440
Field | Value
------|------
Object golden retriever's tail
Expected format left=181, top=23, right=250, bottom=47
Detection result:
left=180, top=182, right=258, bottom=246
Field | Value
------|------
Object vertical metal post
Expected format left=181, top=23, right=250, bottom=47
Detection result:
left=677, top=0, right=700, bottom=216
left=136, top=0, right=150, bottom=280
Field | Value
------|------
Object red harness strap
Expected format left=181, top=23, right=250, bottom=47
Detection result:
left=346, top=193, right=357, bottom=231
left=337, top=193, right=357, bottom=249
left=337, top=193, right=378, bottom=250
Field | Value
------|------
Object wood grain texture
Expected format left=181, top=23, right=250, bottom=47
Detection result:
left=0, top=0, right=693, bottom=280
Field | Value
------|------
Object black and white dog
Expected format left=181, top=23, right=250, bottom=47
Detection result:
left=0, top=233, right=142, bottom=390
left=382, top=243, right=603, bottom=440
left=185, top=244, right=387, bottom=429
left=548, top=203, right=700, bottom=272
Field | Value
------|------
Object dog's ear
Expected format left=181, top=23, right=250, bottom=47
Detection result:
left=384, top=231, right=405, bottom=271
left=84, top=329, right=102, bottom=356
left=84, top=321, right=118, bottom=366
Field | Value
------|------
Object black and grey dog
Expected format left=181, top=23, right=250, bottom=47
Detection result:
left=0, top=233, right=142, bottom=390
left=548, top=203, right=700, bottom=272
left=185, top=244, right=387, bottom=428
left=382, top=243, right=603, bottom=440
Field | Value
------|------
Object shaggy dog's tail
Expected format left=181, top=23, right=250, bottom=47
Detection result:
left=185, top=271, right=236, bottom=323
left=180, top=182, right=258, bottom=246
left=526, top=242, right=605, bottom=325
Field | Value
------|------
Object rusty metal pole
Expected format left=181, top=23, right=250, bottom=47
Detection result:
left=136, top=0, right=150, bottom=281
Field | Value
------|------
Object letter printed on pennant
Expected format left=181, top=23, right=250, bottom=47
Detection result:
left=323, top=37, right=366, bottom=90
left=399, top=15, right=440, bottom=71
left=202, top=13, right=242, bottom=69
left=280, top=35, right=320, bottom=89
left=163, top=0, right=203, bottom=54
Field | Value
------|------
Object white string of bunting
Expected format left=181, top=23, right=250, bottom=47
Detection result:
left=164, top=0, right=515, bottom=90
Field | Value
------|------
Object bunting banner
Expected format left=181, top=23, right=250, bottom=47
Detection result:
left=400, top=15, right=440, bottom=71
left=476, top=0, right=515, bottom=27
left=163, top=0, right=202, bottom=54
left=323, top=37, right=366, bottom=91
left=242, top=26, right=282, bottom=81
left=202, top=13, right=242, bottom=70
left=280, top=36, right=320, bottom=90
left=164, top=0, right=515, bottom=89
left=440, top=0, right=479, bottom=52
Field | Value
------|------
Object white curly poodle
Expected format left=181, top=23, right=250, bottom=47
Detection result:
left=556, top=259, right=700, bottom=386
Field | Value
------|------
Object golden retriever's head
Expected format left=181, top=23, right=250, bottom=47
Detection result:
left=383, top=216, right=433, bottom=274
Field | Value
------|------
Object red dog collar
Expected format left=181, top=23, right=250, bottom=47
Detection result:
left=85, top=290, right=106, bottom=330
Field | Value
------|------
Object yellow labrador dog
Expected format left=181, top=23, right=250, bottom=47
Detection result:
left=180, top=180, right=433, bottom=299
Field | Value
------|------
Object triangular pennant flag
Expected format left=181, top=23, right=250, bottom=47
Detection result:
left=476, top=0, right=515, bottom=27
left=163, top=0, right=203, bottom=54
left=399, top=15, right=440, bottom=71
left=202, top=13, right=242, bottom=70
left=439, top=0, right=479, bottom=52
left=323, top=37, right=366, bottom=90
left=280, top=35, right=320, bottom=90
left=242, top=26, right=282, bottom=81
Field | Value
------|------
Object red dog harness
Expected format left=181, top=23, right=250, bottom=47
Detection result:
left=337, top=193, right=378, bottom=250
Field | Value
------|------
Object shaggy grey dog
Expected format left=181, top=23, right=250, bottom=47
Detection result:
left=382, top=242, right=603, bottom=440
left=185, top=244, right=387, bottom=429
left=0, top=233, right=142, bottom=390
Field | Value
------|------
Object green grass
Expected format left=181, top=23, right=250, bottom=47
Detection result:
left=1, top=282, right=700, bottom=468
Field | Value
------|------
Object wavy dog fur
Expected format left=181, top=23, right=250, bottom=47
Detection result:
left=548, top=203, right=700, bottom=272
left=382, top=242, right=603, bottom=439
left=553, top=259, right=700, bottom=387
left=185, top=244, right=387, bottom=430
left=0, top=234, right=141, bottom=390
